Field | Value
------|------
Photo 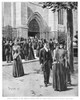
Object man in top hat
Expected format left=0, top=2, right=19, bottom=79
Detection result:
left=39, top=41, right=53, bottom=87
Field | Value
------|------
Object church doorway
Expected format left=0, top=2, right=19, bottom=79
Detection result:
left=28, top=19, right=40, bottom=39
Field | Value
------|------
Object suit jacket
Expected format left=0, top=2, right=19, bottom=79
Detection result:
left=39, top=48, right=53, bottom=71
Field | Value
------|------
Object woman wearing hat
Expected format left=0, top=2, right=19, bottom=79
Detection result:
left=12, top=39, right=24, bottom=77
left=53, top=42, right=67, bottom=91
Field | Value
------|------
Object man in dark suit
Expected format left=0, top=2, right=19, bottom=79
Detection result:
left=39, top=41, right=53, bottom=87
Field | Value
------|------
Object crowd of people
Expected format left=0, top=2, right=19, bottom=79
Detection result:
left=2, top=36, right=71, bottom=92
left=2, top=37, right=41, bottom=62
left=2, top=37, right=56, bottom=62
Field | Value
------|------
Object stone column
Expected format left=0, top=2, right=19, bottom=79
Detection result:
left=16, top=2, right=21, bottom=27
left=48, top=10, right=54, bottom=39
left=11, top=2, right=14, bottom=27
left=2, top=2, right=4, bottom=38
left=63, top=9, right=67, bottom=34
left=54, top=11, right=58, bottom=39
left=72, top=9, right=78, bottom=38
left=16, top=2, right=21, bottom=38
left=11, top=2, right=17, bottom=38
left=21, top=2, right=28, bottom=39
left=2, top=2, right=4, bottom=27
left=16, top=2, right=28, bottom=39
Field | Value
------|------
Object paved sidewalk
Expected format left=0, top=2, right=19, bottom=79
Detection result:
left=2, top=61, right=78, bottom=97
left=2, top=57, right=78, bottom=66
left=2, top=50, right=39, bottom=66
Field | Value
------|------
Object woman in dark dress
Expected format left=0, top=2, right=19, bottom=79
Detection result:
left=5, top=40, right=10, bottom=63
left=12, top=39, right=24, bottom=77
left=9, top=40, right=13, bottom=62
left=53, top=43, right=67, bottom=91
left=23, top=39, right=29, bottom=60
left=28, top=39, right=35, bottom=60
left=36, top=40, right=40, bottom=57
left=36, top=40, right=43, bottom=57
left=2, top=40, right=6, bottom=61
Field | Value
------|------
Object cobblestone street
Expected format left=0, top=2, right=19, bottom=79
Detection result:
left=2, top=60, right=78, bottom=97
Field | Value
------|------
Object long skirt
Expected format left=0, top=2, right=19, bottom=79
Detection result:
left=53, top=62, right=67, bottom=91
left=36, top=49, right=40, bottom=57
left=13, top=55, right=24, bottom=77
left=28, top=48, right=35, bottom=60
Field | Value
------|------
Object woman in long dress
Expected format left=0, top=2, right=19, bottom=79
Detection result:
left=12, top=39, right=24, bottom=77
left=53, top=43, right=67, bottom=91
left=28, top=39, right=35, bottom=60
left=36, top=40, right=41, bottom=57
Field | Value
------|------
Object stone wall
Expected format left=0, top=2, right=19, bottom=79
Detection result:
left=2, top=2, right=78, bottom=40
left=3, top=2, right=11, bottom=27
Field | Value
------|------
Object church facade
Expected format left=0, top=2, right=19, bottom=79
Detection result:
left=2, top=2, right=78, bottom=40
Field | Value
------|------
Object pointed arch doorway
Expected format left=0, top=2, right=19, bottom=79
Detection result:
left=27, top=12, right=45, bottom=39
left=28, top=19, right=40, bottom=39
